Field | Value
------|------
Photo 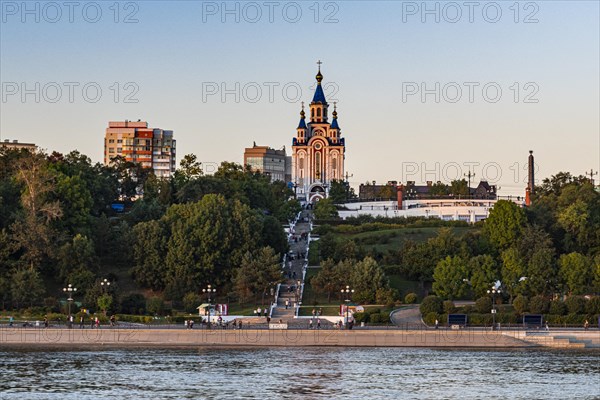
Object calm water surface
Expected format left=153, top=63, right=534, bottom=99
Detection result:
left=0, top=347, right=598, bottom=399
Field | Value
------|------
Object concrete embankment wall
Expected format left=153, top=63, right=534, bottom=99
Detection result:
left=0, top=328, right=535, bottom=348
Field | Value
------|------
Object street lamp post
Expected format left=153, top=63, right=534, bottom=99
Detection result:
left=63, top=284, right=77, bottom=328
left=202, top=284, right=216, bottom=329
left=100, top=278, right=111, bottom=293
left=487, top=287, right=502, bottom=330
left=340, top=285, right=355, bottom=330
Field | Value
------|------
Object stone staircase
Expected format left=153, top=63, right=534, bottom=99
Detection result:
left=270, top=286, right=297, bottom=320
left=522, top=333, right=588, bottom=349
left=270, top=210, right=312, bottom=324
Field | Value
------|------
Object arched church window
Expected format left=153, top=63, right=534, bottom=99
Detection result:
left=315, top=152, right=321, bottom=179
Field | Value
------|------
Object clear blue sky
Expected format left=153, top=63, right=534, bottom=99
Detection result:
left=1, top=1, right=598, bottom=194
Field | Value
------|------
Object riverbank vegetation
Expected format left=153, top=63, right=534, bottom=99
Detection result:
left=0, top=148, right=299, bottom=316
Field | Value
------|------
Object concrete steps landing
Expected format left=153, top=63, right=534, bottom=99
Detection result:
left=523, top=334, right=587, bottom=349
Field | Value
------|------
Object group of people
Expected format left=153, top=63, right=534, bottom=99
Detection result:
left=308, top=318, right=322, bottom=329
left=253, top=307, right=269, bottom=318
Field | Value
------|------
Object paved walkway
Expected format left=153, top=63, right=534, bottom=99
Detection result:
left=390, top=305, right=426, bottom=328
left=271, top=211, right=311, bottom=323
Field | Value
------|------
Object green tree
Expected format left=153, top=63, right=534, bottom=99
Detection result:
left=350, top=257, right=389, bottom=304
left=147, top=296, right=165, bottom=315
left=163, top=195, right=262, bottom=300
left=131, top=220, right=168, bottom=291
left=501, top=247, right=526, bottom=302
left=317, top=234, right=337, bottom=262
left=419, top=295, right=443, bottom=315
left=378, top=185, right=395, bottom=200
left=483, top=200, right=526, bottom=250
left=97, top=293, right=113, bottom=315
left=432, top=256, right=469, bottom=300
left=429, top=182, right=449, bottom=197
left=450, top=179, right=469, bottom=197
left=468, top=255, right=499, bottom=298
left=253, top=247, right=284, bottom=306
left=314, top=198, right=339, bottom=220
left=11, top=267, right=45, bottom=308
left=559, top=252, right=593, bottom=295
left=512, top=295, right=528, bottom=314
left=233, top=247, right=283, bottom=305
left=529, top=295, right=549, bottom=314
left=11, top=152, right=62, bottom=270
left=475, top=296, right=492, bottom=313
left=328, top=180, right=356, bottom=203
left=526, top=247, right=556, bottom=296
left=55, top=173, right=93, bottom=234
left=57, top=234, right=98, bottom=282
left=311, top=259, right=342, bottom=302
left=183, top=292, right=202, bottom=314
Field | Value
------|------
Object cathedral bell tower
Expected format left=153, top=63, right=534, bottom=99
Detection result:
left=292, top=62, right=346, bottom=204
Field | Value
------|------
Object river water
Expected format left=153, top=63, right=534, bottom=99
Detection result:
left=1, top=347, right=598, bottom=399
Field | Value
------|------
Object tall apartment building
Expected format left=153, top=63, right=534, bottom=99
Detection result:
left=104, top=120, right=176, bottom=178
left=243, top=143, right=291, bottom=183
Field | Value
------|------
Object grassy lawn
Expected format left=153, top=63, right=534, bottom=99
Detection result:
left=298, top=305, right=340, bottom=316
left=335, top=226, right=472, bottom=254
left=308, top=240, right=320, bottom=265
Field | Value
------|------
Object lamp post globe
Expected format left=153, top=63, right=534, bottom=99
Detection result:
left=100, top=278, right=111, bottom=292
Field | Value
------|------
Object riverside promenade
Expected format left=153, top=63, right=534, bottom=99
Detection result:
left=2, top=327, right=599, bottom=349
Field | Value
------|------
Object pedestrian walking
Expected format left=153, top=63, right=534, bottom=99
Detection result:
left=584, top=320, right=589, bottom=331
left=69, top=315, right=74, bottom=329
left=79, top=316, right=85, bottom=329
left=435, top=319, right=439, bottom=329
left=257, top=307, right=262, bottom=316
left=317, top=318, right=321, bottom=330
left=285, top=300, right=289, bottom=310
left=43, top=316, right=48, bottom=328
left=9, top=316, right=13, bottom=327
left=263, top=308, right=268, bottom=317
left=238, top=320, right=242, bottom=330
left=110, top=315, right=116, bottom=327
left=95, top=316, right=100, bottom=329
left=309, top=319, right=313, bottom=329
left=545, top=322, right=550, bottom=332
left=312, top=308, right=316, bottom=318
left=90, top=317, right=95, bottom=329
left=190, top=320, right=194, bottom=329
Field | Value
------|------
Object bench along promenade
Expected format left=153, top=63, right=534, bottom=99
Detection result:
left=2, top=327, right=599, bottom=349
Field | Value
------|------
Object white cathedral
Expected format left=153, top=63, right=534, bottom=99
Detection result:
left=292, top=64, right=346, bottom=203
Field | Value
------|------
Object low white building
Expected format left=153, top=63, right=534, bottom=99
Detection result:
left=338, top=198, right=524, bottom=223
